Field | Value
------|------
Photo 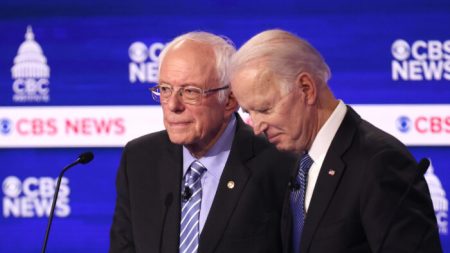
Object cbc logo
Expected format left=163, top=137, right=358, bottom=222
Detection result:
left=128, top=41, right=167, bottom=83
left=11, top=26, right=51, bottom=103
left=0, top=118, right=12, bottom=135
left=2, top=176, right=71, bottom=218
left=13, top=78, right=49, bottom=95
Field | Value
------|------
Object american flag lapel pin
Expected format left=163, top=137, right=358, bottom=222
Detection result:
left=328, top=169, right=336, bottom=176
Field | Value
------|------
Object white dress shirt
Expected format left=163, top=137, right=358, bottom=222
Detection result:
left=305, top=100, right=347, bottom=212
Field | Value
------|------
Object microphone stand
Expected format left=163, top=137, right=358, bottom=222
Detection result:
left=41, top=152, right=93, bottom=253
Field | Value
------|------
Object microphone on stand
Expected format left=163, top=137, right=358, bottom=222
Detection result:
left=41, top=152, right=94, bottom=253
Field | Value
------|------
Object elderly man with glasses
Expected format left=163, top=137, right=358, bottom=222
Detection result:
left=109, top=31, right=296, bottom=253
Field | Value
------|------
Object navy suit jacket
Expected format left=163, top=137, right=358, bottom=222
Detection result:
left=110, top=114, right=297, bottom=253
left=281, top=106, right=442, bottom=253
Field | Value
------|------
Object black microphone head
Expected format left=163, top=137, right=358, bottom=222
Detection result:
left=288, top=178, right=300, bottom=191
left=418, top=158, right=430, bottom=175
left=78, top=152, right=94, bottom=164
left=182, top=186, right=192, bottom=201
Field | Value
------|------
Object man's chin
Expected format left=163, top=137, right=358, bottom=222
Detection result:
left=274, top=142, right=298, bottom=154
left=274, top=142, right=288, bottom=151
left=167, top=133, right=194, bottom=145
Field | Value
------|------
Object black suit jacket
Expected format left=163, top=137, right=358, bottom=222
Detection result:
left=110, top=114, right=297, bottom=253
left=281, top=106, right=442, bottom=253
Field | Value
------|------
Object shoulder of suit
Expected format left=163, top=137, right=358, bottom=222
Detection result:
left=124, top=130, right=171, bottom=151
left=346, top=109, right=412, bottom=158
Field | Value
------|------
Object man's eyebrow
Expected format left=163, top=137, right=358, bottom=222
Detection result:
left=158, top=80, right=201, bottom=88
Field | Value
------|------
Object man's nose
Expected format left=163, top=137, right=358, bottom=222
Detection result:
left=251, top=115, right=266, bottom=136
left=166, top=91, right=185, bottom=112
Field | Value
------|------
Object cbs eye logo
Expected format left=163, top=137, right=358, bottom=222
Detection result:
left=0, top=118, right=12, bottom=135
left=391, top=40, right=411, bottom=61
left=2, top=176, right=21, bottom=198
left=396, top=116, right=411, bottom=133
left=129, top=41, right=166, bottom=63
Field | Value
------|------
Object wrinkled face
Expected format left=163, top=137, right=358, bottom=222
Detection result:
left=159, top=40, right=233, bottom=154
left=231, top=67, right=316, bottom=154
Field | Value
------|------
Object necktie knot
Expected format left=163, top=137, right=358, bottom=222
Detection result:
left=299, top=153, right=313, bottom=174
left=185, top=160, right=207, bottom=186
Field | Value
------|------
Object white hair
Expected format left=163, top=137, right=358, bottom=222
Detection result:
left=158, top=31, right=236, bottom=103
left=231, top=29, right=331, bottom=94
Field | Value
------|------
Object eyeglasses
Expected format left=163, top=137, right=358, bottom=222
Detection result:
left=149, top=83, right=229, bottom=105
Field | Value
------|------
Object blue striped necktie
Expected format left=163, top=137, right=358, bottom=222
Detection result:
left=290, top=153, right=314, bottom=253
left=180, top=160, right=206, bottom=253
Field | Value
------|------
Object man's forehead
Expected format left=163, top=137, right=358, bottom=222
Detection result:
left=233, top=66, right=282, bottom=109
left=160, top=43, right=217, bottom=86
left=234, top=67, right=278, bottom=95
left=236, top=85, right=275, bottom=110
left=255, top=68, right=278, bottom=90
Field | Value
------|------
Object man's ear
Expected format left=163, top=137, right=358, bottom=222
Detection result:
left=225, top=91, right=239, bottom=113
left=296, top=72, right=317, bottom=105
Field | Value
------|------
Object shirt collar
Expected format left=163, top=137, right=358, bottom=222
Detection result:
left=183, top=114, right=236, bottom=178
left=308, top=100, right=347, bottom=163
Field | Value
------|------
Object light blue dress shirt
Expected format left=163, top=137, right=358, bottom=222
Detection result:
left=182, top=114, right=236, bottom=233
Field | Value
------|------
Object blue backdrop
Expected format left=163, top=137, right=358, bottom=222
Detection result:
left=1, top=0, right=449, bottom=252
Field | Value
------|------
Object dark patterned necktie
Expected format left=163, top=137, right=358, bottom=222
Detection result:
left=179, top=160, right=206, bottom=253
left=290, top=153, right=313, bottom=253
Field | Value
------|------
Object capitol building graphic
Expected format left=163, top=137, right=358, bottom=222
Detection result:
left=11, top=26, right=50, bottom=103
left=425, top=159, right=448, bottom=235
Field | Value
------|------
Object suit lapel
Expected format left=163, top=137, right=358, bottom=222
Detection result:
left=300, top=107, right=360, bottom=252
left=158, top=134, right=183, bottom=253
left=199, top=115, right=254, bottom=253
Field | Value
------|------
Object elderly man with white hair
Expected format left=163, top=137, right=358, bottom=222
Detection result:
left=230, top=29, right=442, bottom=253
left=109, top=31, right=296, bottom=253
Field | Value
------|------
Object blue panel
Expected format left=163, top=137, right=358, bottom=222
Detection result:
left=0, top=0, right=449, bottom=252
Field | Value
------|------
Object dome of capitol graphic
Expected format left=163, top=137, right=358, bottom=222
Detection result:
left=11, top=26, right=50, bottom=79
left=424, top=159, right=448, bottom=211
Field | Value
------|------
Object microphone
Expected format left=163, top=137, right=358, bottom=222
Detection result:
left=78, top=151, right=94, bottom=164
left=182, top=186, right=192, bottom=201
left=376, top=158, right=430, bottom=253
left=288, top=177, right=300, bottom=191
left=159, top=193, right=173, bottom=253
left=41, top=152, right=94, bottom=253
left=416, top=158, right=430, bottom=176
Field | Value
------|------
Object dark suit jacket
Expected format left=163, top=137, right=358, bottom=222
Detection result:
left=281, top=106, right=442, bottom=253
left=110, top=114, right=297, bottom=253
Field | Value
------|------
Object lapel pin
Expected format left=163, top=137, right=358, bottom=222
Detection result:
left=227, top=181, right=235, bottom=189
left=328, top=169, right=336, bottom=176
